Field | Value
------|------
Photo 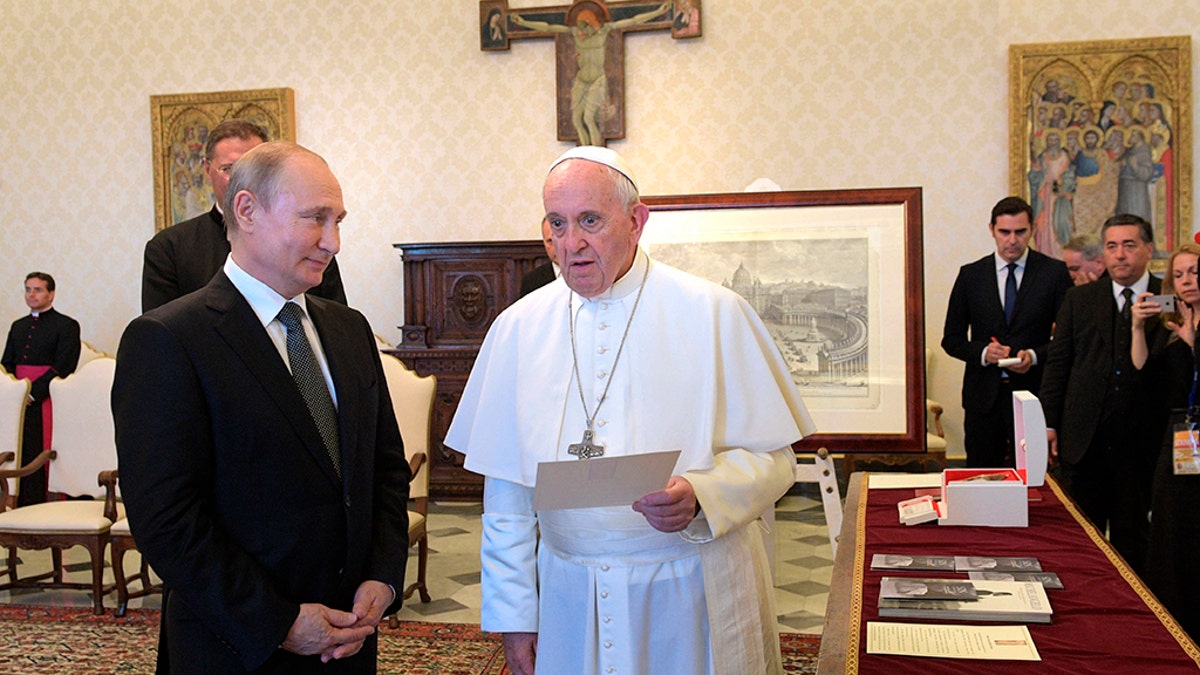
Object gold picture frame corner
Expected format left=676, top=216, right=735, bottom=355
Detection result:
left=149, top=87, right=296, bottom=233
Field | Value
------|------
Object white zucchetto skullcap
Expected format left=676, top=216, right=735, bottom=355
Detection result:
left=547, top=146, right=639, bottom=192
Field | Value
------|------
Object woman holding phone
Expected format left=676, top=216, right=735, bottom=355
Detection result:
left=1131, top=241, right=1200, bottom=641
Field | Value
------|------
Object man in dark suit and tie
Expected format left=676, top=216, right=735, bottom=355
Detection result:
left=942, top=196, right=1073, bottom=468
left=113, top=142, right=410, bottom=673
left=141, top=119, right=347, bottom=313
left=1040, top=214, right=1162, bottom=575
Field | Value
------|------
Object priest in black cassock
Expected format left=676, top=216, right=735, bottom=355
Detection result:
left=1, top=272, right=80, bottom=505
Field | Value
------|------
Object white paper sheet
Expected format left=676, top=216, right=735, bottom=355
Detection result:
left=866, top=622, right=1041, bottom=661
left=533, top=450, right=681, bottom=510
left=868, top=473, right=943, bottom=489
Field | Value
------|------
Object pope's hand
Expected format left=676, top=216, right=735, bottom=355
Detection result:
left=633, top=475, right=697, bottom=533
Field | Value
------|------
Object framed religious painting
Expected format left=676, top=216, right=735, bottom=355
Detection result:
left=1009, top=36, right=1191, bottom=269
left=640, top=187, right=926, bottom=454
left=149, top=88, right=296, bottom=233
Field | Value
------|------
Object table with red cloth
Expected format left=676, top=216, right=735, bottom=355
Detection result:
left=817, top=472, right=1200, bottom=673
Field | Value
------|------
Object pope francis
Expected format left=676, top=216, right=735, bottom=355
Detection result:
left=445, top=146, right=815, bottom=675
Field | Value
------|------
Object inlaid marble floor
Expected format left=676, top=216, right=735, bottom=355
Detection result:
left=0, top=481, right=841, bottom=635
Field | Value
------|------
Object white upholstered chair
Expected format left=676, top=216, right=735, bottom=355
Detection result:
left=76, top=340, right=108, bottom=370
left=0, top=357, right=121, bottom=614
left=0, top=373, right=29, bottom=477
left=379, top=352, right=436, bottom=615
left=925, top=348, right=948, bottom=455
left=110, top=513, right=160, bottom=616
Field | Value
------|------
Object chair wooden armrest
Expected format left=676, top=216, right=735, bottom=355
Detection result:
left=0, top=450, right=56, bottom=510
left=98, top=470, right=119, bottom=523
left=926, top=399, right=945, bottom=438
left=0, top=449, right=56, bottom=481
left=0, top=453, right=10, bottom=508
left=408, top=451, right=427, bottom=476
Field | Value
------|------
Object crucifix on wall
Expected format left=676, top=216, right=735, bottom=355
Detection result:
left=480, top=0, right=702, bottom=146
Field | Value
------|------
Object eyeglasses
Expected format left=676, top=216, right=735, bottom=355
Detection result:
left=204, top=159, right=235, bottom=176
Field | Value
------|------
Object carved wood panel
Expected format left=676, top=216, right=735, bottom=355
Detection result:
left=390, top=240, right=549, bottom=499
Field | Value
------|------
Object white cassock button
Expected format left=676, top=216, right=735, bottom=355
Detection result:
left=597, top=370, right=607, bottom=379
left=597, top=419, right=607, bottom=427
left=601, top=564, right=610, bottom=571
left=603, top=616, right=612, bottom=623
left=599, top=322, right=609, bottom=330
left=601, top=302, right=609, bottom=310
left=604, top=641, right=613, bottom=649
left=600, top=590, right=609, bottom=598
left=597, top=346, right=608, bottom=354
left=606, top=668, right=615, bottom=674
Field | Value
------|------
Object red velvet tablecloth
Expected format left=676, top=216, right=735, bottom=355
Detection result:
left=818, top=473, right=1200, bottom=673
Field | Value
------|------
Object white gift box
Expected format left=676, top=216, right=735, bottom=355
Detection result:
left=937, top=391, right=1048, bottom=527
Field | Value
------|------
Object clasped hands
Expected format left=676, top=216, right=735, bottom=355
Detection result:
left=282, top=580, right=393, bottom=662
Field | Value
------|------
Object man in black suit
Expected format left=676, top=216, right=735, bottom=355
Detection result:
left=113, top=142, right=410, bottom=673
left=1, top=272, right=80, bottom=505
left=942, top=197, right=1072, bottom=467
left=141, top=119, right=347, bottom=313
left=519, top=219, right=558, bottom=298
left=1040, top=214, right=1161, bottom=574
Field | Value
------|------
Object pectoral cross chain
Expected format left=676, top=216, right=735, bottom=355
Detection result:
left=568, top=428, right=606, bottom=460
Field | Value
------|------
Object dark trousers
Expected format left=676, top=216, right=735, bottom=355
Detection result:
left=16, top=404, right=47, bottom=507
left=963, top=380, right=1015, bottom=468
left=1058, top=415, right=1153, bottom=576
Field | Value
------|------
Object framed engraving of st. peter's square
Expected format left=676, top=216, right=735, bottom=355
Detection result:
left=1009, top=36, right=1191, bottom=268
left=640, top=187, right=925, bottom=454
left=150, top=88, right=296, bottom=233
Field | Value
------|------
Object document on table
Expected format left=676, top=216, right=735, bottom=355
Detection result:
left=533, top=450, right=681, bottom=511
left=868, top=473, right=943, bottom=489
left=867, top=622, right=1040, bottom=661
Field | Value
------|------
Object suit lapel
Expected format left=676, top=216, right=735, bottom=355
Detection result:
left=206, top=274, right=343, bottom=490
left=1092, top=279, right=1115, bottom=359
left=980, top=257, right=1005, bottom=323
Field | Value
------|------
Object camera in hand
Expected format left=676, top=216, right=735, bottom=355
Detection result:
left=1147, top=294, right=1177, bottom=313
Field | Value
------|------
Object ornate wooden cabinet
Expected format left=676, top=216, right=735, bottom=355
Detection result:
left=388, top=240, right=548, bottom=499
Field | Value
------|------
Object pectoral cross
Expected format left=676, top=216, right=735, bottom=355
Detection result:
left=568, top=428, right=606, bottom=459
left=479, top=0, right=702, bottom=146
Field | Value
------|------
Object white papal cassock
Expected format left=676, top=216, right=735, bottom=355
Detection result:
left=445, top=249, right=816, bottom=675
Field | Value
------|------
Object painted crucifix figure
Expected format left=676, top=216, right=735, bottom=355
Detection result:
left=480, top=0, right=702, bottom=146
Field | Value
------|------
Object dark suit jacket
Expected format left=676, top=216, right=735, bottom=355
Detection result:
left=142, top=207, right=348, bottom=313
left=113, top=272, right=410, bottom=673
left=942, top=250, right=1073, bottom=412
left=519, top=261, right=557, bottom=298
left=1039, top=275, right=1163, bottom=465
left=1, top=307, right=81, bottom=402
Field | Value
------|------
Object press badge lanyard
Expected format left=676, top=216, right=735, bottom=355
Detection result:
left=1174, top=349, right=1200, bottom=475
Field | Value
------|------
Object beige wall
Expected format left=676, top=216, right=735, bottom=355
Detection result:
left=1, top=1, right=1197, bottom=451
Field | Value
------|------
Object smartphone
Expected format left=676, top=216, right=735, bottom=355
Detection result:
left=1147, top=294, right=1177, bottom=313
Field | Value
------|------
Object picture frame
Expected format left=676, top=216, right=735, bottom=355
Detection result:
left=639, top=187, right=926, bottom=454
left=1009, top=36, right=1191, bottom=268
left=149, top=87, right=296, bottom=233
